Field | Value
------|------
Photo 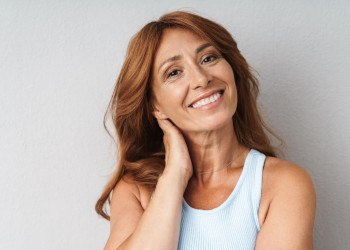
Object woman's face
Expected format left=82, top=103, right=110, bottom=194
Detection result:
left=151, top=28, right=237, bottom=133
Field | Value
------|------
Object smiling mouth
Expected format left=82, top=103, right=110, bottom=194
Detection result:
left=189, top=90, right=224, bottom=108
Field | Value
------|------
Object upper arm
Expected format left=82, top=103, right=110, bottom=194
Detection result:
left=255, top=162, right=316, bottom=250
left=104, top=176, right=145, bottom=250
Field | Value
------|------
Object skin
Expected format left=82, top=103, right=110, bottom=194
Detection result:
left=152, top=28, right=316, bottom=247
left=152, top=28, right=246, bottom=183
left=105, top=28, right=316, bottom=249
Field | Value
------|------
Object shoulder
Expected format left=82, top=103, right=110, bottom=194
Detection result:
left=106, top=174, right=152, bottom=249
left=263, top=156, right=316, bottom=199
left=112, top=174, right=153, bottom=210
left=256, top=156, right=316, bottom=249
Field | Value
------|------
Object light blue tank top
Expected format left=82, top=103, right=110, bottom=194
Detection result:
left=178, top=149, right=266, bottom=250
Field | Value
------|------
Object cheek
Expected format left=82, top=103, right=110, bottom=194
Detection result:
left=155, top=85, right=188, bottom=116
left=229, top=81, right=238, bottom=108
left=217, top=65, right=236, bottom=96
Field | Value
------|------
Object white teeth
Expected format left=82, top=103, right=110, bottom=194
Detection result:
left=192, top=92, right=222, bottom=108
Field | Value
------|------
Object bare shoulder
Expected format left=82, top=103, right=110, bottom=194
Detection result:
left=256, top=156, right=316, bottom=249
left=263, top=156, right=316, bottom=198
left=112, top=174, right=140, bottom=199
left=105, top=174, right=153, bottom=249
left=112, top=174, right=153, bottom=209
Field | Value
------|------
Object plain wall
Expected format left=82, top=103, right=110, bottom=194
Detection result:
left=1, top=1, right=349, bottom=249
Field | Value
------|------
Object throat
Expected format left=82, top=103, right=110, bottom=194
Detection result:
left=183, top=170, right=241, bottom=210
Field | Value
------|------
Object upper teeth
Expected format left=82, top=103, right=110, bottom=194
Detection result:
left=191, top=92, right=222, bottom=108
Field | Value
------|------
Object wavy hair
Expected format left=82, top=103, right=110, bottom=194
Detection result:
left=95, top=10, right=282, bottom=220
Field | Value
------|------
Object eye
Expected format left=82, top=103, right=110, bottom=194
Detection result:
left=201, top=54, right=218, bottom=64
left=166, top=69, right=181, bottom=79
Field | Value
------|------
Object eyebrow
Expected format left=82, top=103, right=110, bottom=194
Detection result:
left=157, top=42, right=212, bottom=73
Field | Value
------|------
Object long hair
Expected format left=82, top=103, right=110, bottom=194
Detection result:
left=95, top=10, right=282, bottom=220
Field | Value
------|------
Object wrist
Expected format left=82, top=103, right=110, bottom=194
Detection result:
left=159, top=170, right=190, bottom=193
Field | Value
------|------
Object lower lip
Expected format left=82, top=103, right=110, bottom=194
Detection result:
left=190, top=92, right=224, bottom=110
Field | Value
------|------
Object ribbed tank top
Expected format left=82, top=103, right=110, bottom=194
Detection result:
left=178, top=149, right=266, bottom=250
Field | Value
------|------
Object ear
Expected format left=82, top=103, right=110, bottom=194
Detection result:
left=152, top=103, right=168, bottom=120
left=152, top=109, right=168, bottom=120
left=150, top=94, right=169, bottom=119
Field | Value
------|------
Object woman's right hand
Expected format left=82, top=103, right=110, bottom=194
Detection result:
left=155, top=118, right=193, bottom=189
left=106, top=118, right=193, bottom=250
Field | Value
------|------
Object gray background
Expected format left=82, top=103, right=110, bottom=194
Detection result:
left=1, top=0, right=349, bottom=249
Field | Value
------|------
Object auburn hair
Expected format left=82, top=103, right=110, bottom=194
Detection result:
left=95, top=10, right=282, bottom=220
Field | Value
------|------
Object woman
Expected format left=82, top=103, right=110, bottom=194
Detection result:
left=96, top=11, right=316, bottom=249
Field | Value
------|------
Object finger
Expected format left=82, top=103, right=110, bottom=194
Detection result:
left=156, top=118, right=176, bottom=134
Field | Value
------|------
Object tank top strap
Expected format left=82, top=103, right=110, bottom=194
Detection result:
left=247, top=149, right=267, bottom=231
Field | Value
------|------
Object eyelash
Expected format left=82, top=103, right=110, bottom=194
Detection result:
left=166, top=69, right=181, bottom=79
left=164, top=54, right=219, bottom=80
left=202, top=54, right=218, bottom=64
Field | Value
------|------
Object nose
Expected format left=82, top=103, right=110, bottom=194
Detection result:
left=188, top=64, right=212, bottom=90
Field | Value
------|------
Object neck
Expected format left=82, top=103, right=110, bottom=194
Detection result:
left=183, top=122, right=248, bottom=183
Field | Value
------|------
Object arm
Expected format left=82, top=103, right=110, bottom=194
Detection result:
left=104, top=118, right=193, bottom=250
left=255, top=162, right=316, bottom=250
left=104, top=173, right=187, bottom=250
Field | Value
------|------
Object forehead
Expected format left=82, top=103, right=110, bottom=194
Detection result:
left=153, top=28, right=209, bottom=65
